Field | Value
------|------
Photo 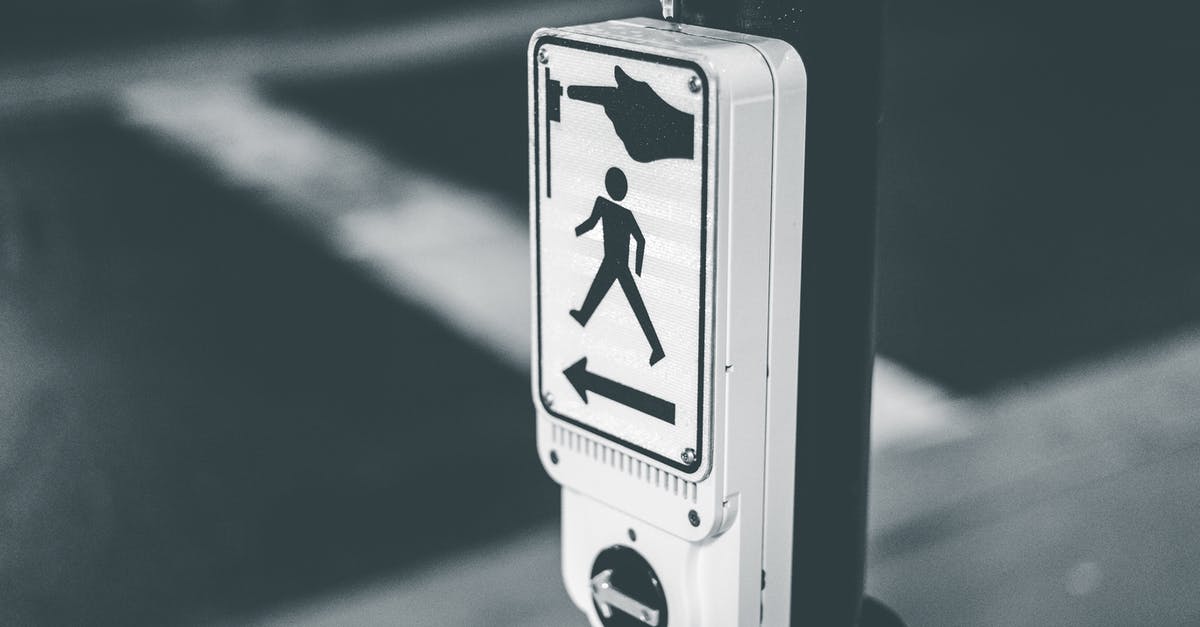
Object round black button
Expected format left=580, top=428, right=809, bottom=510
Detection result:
left=590, top=545, right=668, bottom=627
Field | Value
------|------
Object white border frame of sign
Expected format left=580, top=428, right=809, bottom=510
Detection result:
left=531, top=35, right=714, bottom=476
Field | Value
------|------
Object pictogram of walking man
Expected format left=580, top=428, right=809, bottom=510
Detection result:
left=570, top=167, right=666, bottom=366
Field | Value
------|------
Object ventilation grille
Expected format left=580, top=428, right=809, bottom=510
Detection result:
left=551, top=423, right=698, bottom=503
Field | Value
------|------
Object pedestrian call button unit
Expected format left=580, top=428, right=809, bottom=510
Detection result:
left=530, top=18, right=807, bottom=627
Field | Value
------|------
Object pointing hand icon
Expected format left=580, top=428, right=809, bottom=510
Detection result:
left=567, top=66, right=695, bottom=163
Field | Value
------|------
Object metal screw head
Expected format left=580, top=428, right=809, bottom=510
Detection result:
left=688, top=74, right=702, bottom=93
left=641, top=609, right=652, bottom=623
left=542, top=392, right=555, bottom=407
left=537, top=48, right=549, bottom=65
left=688, top=509, right=701, bottom=527
left=681, top=448, right=697, bottom=464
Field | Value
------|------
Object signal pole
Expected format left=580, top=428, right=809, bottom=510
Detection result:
left=669, top=1, right=886, bottom=625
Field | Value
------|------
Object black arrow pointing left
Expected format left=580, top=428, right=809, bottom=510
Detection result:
left=563, top=357, right=675, bottom=425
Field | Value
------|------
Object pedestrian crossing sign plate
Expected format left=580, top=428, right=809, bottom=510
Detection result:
left=532, top=36, right=713, bottom=474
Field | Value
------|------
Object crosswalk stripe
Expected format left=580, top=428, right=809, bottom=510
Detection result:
left=0, top=0, right=647, bottom=119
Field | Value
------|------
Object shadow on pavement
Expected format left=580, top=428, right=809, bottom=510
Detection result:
left=0, top=107, right=555, bottom=626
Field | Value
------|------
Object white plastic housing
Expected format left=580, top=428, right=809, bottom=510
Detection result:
left=529, top=18, right=807, bottom=627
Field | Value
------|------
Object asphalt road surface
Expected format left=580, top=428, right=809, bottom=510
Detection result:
left=1, top=1, right=1198, bottom=625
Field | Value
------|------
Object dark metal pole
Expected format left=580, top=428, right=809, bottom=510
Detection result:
left=671, top=1, right=885, bottom=625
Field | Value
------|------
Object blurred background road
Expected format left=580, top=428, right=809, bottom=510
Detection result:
left=1, top=1, right=1198, bottom=625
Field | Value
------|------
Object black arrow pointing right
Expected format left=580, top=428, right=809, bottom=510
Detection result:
left=563, top=357, right=676, bottom=425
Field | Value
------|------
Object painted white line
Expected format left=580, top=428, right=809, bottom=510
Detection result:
left=119, top=81, right=963, bottom=449
left=337, top=204, right=531, bottom=367
left=871, top=358, right=970, bottom=451
left=232, top=524, right=580, bottom=627
left=0, top=0, right=646, bottom=118
left=121, top=82, right=530, bottom=368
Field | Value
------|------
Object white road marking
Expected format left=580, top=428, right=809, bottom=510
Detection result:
left=120, top=82, right=530, bottom=368
left=231, top=523, right=581, bottom=627
left=0, top=0, right=647, bottom=118
left=871, top=358, right=970, bottom=451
